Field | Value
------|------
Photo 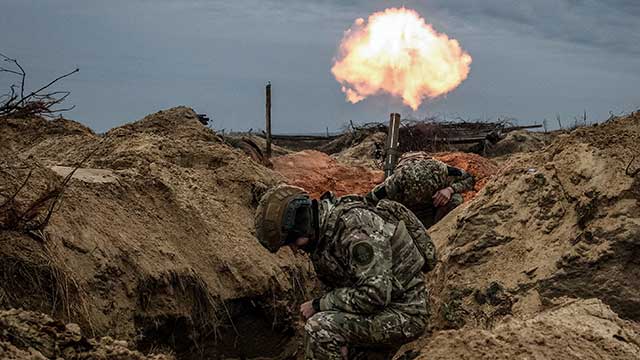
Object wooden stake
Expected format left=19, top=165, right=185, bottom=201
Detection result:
left=265, top=82, right=272, bottom=158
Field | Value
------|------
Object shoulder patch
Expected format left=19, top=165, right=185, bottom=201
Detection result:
left=352, top=242, right=374, bottom=267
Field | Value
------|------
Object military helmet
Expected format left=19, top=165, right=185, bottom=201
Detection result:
left=255, top=184, right=313, bottom=253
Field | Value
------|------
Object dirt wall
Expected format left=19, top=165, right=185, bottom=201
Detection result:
left=423, top=113, right=640, bottom=331
left=0, top=107, right=317, bottom=359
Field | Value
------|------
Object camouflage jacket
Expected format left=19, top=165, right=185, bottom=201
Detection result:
left=375, top=157, right=475, bottom=209
left=311, top=194, right=428, bottom=316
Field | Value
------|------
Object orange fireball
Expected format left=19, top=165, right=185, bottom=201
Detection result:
left=332, top=7, right=472, bottom=110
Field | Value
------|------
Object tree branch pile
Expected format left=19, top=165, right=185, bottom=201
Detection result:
left=0, top=143, right=101, bottom=233
left=0, top=52, right=78, bottom=119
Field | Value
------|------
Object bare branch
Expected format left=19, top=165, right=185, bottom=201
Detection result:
left=0, top=53, right=26, bottom=100
left=13, top=68, right=79, bottom=109
left=0, top=52, right=78, bottom=118
left=626, top=156, right=640, bottom=177
left=0, top=169, right=33, bottom=210
left=46, top=105, right=76, bottom=114
left=0, top=67, right=23, bottom=76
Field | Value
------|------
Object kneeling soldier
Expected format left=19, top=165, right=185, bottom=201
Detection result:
left=255, top=185, right=435, bottom=359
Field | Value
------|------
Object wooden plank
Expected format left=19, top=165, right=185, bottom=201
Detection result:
left=265, top=82, right=272, bottom=158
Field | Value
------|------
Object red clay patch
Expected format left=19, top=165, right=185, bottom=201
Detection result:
left=272, top=150, right=384, bottom=199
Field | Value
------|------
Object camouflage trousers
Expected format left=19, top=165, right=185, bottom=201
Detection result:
left=303, top=309, right=426, bottom=360
left=412, top=193, right=464, bottom=229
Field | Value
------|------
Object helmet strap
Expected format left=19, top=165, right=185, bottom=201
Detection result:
left=295, top=199, right=320, bottom=254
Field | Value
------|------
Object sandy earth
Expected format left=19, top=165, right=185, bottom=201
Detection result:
left=398, top=113, right=640, bottom=358
left=1, top=108, right=639, bottom=359
left=0, top=108, right=317, bottom=359
left=400, top=299, right=640, bottom=360
left=272, top=150, right=384, bottom=199
left=274, top=148, right=499, bottom=203
left=0, top=308, right=172, bottom=359
left=486, top=129, right=554, bottom=158
left=50, top=166, right=119, bottom=184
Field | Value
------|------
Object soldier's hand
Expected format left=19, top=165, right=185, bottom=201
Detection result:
left=300, top=300, right=317, bottom=320
left=433, top=187, right=454, bottom=207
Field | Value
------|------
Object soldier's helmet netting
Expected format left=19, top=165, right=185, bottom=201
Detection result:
left=255, top=185, right=313, bottom=253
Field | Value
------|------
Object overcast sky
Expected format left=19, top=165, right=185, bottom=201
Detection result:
left=1, top=0, right=639, bottom=133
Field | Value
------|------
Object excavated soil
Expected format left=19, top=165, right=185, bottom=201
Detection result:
left=486, top=130, right=554, bottom=158
left=332, top=131, right=386, bottom=168
left=2, top=108, right=639, bottom=360
left=0, top=308, right=172, bottom=359
left=404, top=112, right=640, bottom=357
left=275, top=147, right=498, bottom=204
left=0, top=108, right=317, bottom=359
left=399, top=298, right=640, bottom=359
left=271, top=150, right=384, bottom=199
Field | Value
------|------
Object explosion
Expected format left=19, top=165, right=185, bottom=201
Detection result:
left=331, top=7, right=472, bottom=110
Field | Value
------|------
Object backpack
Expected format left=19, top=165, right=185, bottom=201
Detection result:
left=321, top=194, right=437, bottom=272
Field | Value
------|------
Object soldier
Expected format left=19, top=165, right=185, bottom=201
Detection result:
left=255, top=185, right=435, bottom=360
left=368, top=152, right=475, bottom=228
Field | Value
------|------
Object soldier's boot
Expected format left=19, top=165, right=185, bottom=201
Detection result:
left=303, top=310, right=424, bottom=360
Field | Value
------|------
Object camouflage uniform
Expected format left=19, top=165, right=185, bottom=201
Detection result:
left=370, top=154, right=475, bottom=228
left=304, top=194, right=429, bottom=360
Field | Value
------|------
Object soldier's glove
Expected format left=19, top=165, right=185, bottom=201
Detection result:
left=312, top=298, right=321, bottom=312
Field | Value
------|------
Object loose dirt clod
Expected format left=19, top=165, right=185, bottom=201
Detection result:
left=0, top=308, right=172, bottom=359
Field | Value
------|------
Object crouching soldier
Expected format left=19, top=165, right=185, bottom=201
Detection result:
left=254, top=185, right=436, bottom=360
left=368, top=152, right=475, bottom=228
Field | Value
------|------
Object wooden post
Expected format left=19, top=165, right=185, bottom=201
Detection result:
left=384, top=113, right=401, bottom=178
left=265, top=82, right=272, bottom=158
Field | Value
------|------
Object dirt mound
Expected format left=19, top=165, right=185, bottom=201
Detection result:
left=233, top=134, right=292, bottom=157
left=401, top=298, right=640, bottom=360
left=277, top=148, right=497, bottom=203
left=433, top=152, right=500, bottom=201
left=3, top=107, right=639, bottom=359
left=333, top=131, right=385, bottom=168
left=272, top=150, right=384, bottom=199
left=0, top=107, right=316, bottom=359
left=486, top=130, right=553, bottom=158
left=0, top=116, right=99, bottom=166
left=422, top=112, right=640, bottom=333
left=0, top=308, right=171, bottom=359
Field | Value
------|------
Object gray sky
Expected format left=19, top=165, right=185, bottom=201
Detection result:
left=1, top=0, right=639, bottom=133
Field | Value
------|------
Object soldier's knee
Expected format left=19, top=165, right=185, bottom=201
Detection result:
left=304, top=312, right=333, bottom=339
left=305, top=312, right=346, bottom=346
left=304, top=314, right=320, bottom=336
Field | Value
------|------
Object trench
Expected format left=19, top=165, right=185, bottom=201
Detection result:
left=136, top=296, right=299, bottom=360
left=182, top=298, right=298, bottom=360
